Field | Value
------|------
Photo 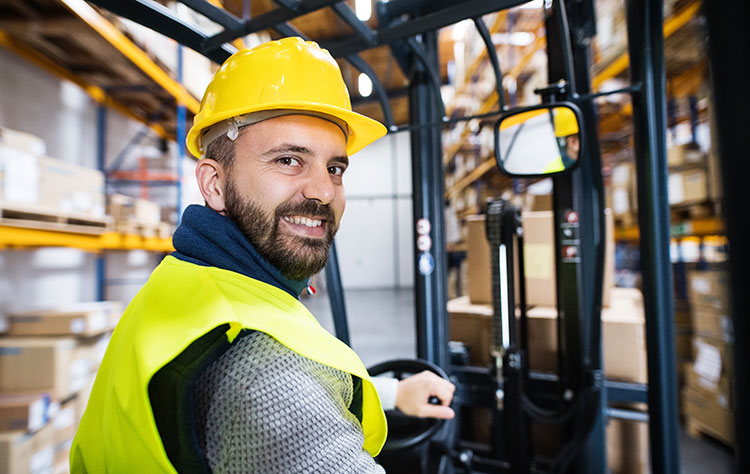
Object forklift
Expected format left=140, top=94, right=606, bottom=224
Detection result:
left=87, top=0, right=748, bottom=472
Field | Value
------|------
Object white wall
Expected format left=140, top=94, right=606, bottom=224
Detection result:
left=335, top=130, right=414, bottom=289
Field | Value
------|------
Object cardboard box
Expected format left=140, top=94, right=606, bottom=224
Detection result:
left=0, top=423, right=54, bottom=474
left=36, top=156, right=105, bottom=217
left=688, top=270, right=730, bottom=311
left=75, top=332, right=112, bottom=376
left=449, top=288, right=647, bottom=383
left=465, top=215, right=493, bottom=305
left=0, top=127, right=46, bottom=155
left=685, top=365, right=733, bottom=410
left=683, top=386, right=734, bottom=446
left=465, top=211, right=614, bottom=307
left=610, top=162, right=638, bottom=222
left=606, top=416, right=649, bottom=474
left=692, top=336, right=733, bottom=383
left=107, top=193, right=135, bottom=222
left=52, top=398, right=77, bottom=468
left=447, top=296, right=493, bottom=367
left=674, top=327, right=693, bottom=361
left=522, top=211, right=557, bottom=307
left=0, top=338, right=78, bottom=399
left=0, top=145, right=39, bottom=205
left=691, top=306, right=733, bottom=343
left=0, top=151, right=105, bottom=218
left=6, top=302, right=121, bottom=337
left=134, top=198, right=161, bottom=226
left=0, top=393, right=51, bottom=433
left=667, top=143, right=703, bottom=167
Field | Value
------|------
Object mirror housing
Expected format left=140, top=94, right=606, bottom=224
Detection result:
left=494, top=102, right=584, bottom=177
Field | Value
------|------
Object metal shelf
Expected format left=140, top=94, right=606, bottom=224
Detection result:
left=615, top=216, right=724, bottom=241
left=0, top=226, right=173, bottom=252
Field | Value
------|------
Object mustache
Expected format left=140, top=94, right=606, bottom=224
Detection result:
left=274, top=199, right=335, bottom=223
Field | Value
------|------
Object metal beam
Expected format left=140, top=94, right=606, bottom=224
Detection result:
left=323, top=0, right=526, bottom=57
left=85, top=0, right=236, bottom=65
left=176, top=0, right=243, bottom=31
left=405, top=37, right=446, bottom=120
left=202, top=0, right=341, bottom=51
left=625, top=0, right=681, bottom=472
left=472, top=16, right=505, bottom=111
left=330, top=2, right=377, bottom=47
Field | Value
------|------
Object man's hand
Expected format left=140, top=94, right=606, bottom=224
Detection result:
left=395, top=371, right=456, bottom=419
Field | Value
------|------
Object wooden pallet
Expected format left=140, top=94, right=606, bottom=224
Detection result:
left=685, top=417, right=734, bottom=448
left=670, top=200, right=720, bottom=221
left=0, top=201, right=112, bottom=235
left=114, top=219, right=159, bottom=238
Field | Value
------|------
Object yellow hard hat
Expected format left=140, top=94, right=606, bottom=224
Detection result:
left=186, top=37, right=387, bottom=158
left=553, top=107, right=579, bottom=137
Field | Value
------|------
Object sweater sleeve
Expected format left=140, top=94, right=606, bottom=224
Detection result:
left=371, top=376, right=399, bottom=411
left=194, top=331, right=384, bottom=474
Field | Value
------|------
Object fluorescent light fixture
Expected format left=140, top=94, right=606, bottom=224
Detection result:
left=520, top=0, right=544, bottom=8
left=491, top=31, right=535, bottom=46
left=355, top=0, right=372, bottom=21
left=358, top=73, right=373, bottom=97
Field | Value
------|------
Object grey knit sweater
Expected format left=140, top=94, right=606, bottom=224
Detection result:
left=194, top=331, right=385, bottom=473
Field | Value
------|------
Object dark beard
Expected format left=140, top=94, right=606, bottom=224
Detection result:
left=223, top=179, right=337, bottom=281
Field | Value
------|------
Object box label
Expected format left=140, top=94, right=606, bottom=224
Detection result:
left=524, top=243, right=553, bottom=279
left=694, top=341, right=722, bottom=383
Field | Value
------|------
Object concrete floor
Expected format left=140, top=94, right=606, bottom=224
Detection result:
left=300, top=287, right=736, bottom=473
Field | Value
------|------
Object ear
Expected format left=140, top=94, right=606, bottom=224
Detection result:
left=195, top=159, right=227, bottom=214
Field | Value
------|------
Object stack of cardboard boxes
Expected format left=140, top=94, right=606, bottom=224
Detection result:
left=0, top=126, right=108, bottom=229
left=682, top=270, right=734, bottom=446
left=0, top=302, right=122, bottom=474
left=108, top=193, right=173, bottom=238
left=449, top=207, right=649, bottom=473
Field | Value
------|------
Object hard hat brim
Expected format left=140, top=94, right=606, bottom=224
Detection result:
left=186, top=102, right=387, bottom=159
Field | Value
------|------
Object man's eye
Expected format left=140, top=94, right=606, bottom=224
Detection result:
left=328, top=165, right=346, bottom=176
left=278, top=157, right=301, bottom=167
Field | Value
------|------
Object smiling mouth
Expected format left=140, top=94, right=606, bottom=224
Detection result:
left=281, top=215, right=324, bottom=228
left=280, top=215, right=327, bottom=238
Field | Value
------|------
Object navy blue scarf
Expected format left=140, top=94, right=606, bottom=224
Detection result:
left=171, top=204, right=308, bottom=299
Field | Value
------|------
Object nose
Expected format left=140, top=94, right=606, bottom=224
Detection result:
left=301, top=163, right=336, bottom=204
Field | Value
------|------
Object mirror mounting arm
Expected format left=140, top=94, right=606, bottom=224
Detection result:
left=534, top=81, right=571, bottom=103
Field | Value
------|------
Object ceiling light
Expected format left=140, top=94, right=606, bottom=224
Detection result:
left=355, top=0, right=372, bottom=21
left=519, top=0, right=544, bottom=9
left=491, top=32, right=535, bottom=46
left=358, top=73, right=373, bottom=98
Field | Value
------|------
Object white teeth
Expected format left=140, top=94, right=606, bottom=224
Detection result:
left=283, top=216, right=322, bottom=228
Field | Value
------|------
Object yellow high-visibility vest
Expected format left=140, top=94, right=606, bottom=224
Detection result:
left=70, top=255, right=387, bottom=473
left=543, top=155, right=566, bottom=173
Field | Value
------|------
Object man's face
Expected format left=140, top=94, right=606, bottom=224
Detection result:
left=565, top=135, right=580, bottom=159
left=222, top=115, right=348, bottom=281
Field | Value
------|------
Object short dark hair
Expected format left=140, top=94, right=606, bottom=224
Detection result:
left=204, top=134, right=236, bottom=171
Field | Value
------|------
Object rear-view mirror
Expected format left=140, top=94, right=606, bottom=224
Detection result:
left=494, top=103, right=583, bottom=177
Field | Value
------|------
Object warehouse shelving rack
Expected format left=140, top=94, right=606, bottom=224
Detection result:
left=0, top=0, right=196, bottom=252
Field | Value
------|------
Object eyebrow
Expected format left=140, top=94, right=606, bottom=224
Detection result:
left=331, top=156, right=349, bottom=167
left=261, top=144, right=313, bottom=156
left=261, top=143, right=349, bottom=167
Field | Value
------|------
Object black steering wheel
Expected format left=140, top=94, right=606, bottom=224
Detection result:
left=368, top=358, right=451, bottom=453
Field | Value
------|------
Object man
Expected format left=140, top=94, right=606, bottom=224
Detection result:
left=543, top=107, right=580, bottom=174
left=71, top=37, right=454, bottom=473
